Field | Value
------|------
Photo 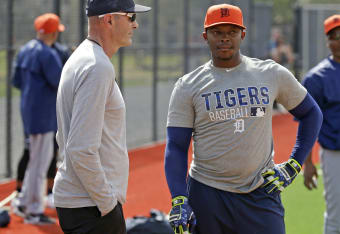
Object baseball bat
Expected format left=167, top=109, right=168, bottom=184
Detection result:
left=0, top=191, right=17, bottom=208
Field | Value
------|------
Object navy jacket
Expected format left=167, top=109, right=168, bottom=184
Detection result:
left=302, top=56, right=340, bottom=150
left=12, top=39, right=63, bottom=134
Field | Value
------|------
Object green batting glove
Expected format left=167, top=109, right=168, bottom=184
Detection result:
left=168, top=196, right=196, bottom=234
left=261, top=158, right=301, bottom=194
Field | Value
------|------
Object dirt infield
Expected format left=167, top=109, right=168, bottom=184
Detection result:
left=0, top=113, right=320, bottom=233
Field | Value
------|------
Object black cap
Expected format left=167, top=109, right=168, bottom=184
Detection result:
left=86, top=0, right=151, bottom=17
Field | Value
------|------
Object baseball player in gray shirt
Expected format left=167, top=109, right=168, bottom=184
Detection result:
left=53, top=0, right=150, bottom=233
left=165, top=4, right=323, bottom=234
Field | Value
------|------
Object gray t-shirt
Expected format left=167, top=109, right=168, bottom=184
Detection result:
left=53, top=40, right=129, bottom=216
left=167, top=55, right=307, bottom=193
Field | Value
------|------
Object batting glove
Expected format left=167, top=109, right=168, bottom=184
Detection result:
left=169, top=196, right=196, bottom=234
left=261, top=158, right=301, bottom=194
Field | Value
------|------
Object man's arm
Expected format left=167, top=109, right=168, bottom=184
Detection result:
left=303, top=153, right=318, bottom=190
left=262, top=93, right=322, bottom=193
left=41, top=50, right=63, bottom=89
left=164, top=126, right=192, bottom=198
left=288, top=93, right=322, bottom=166
left=11, top=54, right=22, bottom=89
left=12, top=67, right=21, bottom=89
left=66, top=67, right=115, bottom=216
left=165, top=127, right=196, bottom=233
left=300, top=75, right=323, bottom=190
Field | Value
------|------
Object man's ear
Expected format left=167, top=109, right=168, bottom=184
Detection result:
left=202, top=31, right=207, bottom=41
left=103, top=14, right=112, bottom=25
left=241, top=31, right=246, bottom=39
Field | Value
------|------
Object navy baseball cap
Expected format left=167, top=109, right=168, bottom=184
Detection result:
left=86, top=0, right=151, bottom=17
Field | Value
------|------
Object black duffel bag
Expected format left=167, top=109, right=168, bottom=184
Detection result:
left=126, top=209, right=173, bottom=234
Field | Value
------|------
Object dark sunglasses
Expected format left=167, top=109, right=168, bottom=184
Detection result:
left=99, top=12, right=136, bottom=22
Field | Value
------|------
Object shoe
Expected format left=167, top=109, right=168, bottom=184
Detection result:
left=24, top=213, right=56, bottom=225
left=12, top=205, right=26, bottom=218
left=45, top=193, right=55, bottom=208
left=11, top=195, right=26, bottom=218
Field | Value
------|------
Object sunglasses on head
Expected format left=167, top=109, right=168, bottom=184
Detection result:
left=98, top=12, right=137, bottom=22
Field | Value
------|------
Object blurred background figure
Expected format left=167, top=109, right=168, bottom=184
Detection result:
left=270, top=28, right=295, bottom=70
left=269, top=27, right=296, bottom=110
left=302, top=14, right=340, bottom=234
left=11, top=13, right=65, bottom=225
left=12, top=29, right=71, bottom=211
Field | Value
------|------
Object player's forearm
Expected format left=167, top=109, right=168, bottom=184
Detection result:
left=304, top=152, right=313, bottom=164
left=11, top=70, right=21, bottom=89
left=43, top=56, right=63, bottom=88
left=289, top=93, right=323, bottom=166
left=164, top=127, right=192, bottom=198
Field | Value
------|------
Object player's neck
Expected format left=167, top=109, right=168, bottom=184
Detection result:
left=212, top=53, right=242, bottom=69
left=36, top=35, right=55, bottom=47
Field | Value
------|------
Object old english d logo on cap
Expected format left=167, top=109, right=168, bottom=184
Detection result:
left=204, top=4, right=246, bottom=30
left=220, top=8, right=230, bottom=18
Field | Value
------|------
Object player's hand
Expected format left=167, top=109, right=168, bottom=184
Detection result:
left=303, top=161, right=318, bottom=190
left=261, top=158, right=301, bottom=194
left=169, top=196, right=196, bottom=234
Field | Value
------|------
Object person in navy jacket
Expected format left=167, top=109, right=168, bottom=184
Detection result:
left=302, top=15, right=340, bottom=234
left=11, top=13, right=65, bottom=225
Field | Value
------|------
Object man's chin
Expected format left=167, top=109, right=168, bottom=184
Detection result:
left=217, top=56, right=233, bottom=61
left=215, top=51, right=234, bottom=60
left=121, top=39, right=132, bottom=47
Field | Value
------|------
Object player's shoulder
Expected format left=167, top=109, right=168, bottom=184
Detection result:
left=312, top=57, right=335, bottom=74
left=64, top=40, right=114, bottom=80
left=176, top=60, right=211, bottom=86
left=16, top=39, right=47, bottom=66
left=18, top=39, right=42, bottom=55
left=68, top=40, right=108, bottom=68
left=304, top=57, right=333, bottom=81
left=242, top=55, right=279, bottom=71
left=180, top=61, right=210, bottom=82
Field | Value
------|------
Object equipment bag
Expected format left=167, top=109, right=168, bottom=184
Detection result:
left=126, top=209, right=173, bottom=234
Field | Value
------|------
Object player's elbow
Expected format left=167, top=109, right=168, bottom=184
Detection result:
left=313, top=104, right=323, bottom=132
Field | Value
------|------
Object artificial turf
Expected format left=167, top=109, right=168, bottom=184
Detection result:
left=282, top=167, right=325, bottom=234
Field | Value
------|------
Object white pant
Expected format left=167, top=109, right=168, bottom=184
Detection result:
left=321, top=147, right=340, bottom=234
left=19, top=132, right=55, bottom=214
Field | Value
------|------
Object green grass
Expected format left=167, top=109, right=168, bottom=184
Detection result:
left=282, top=166, right=325, bottom=234
left=0, top=50, right=8, bottom=97
left=0, top=50, right=6, bottom=78
left=0, top=50, right=20, bottom=97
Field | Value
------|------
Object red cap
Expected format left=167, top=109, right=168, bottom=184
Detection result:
left=34, top=13, right=65, bottom=34
left=324, top=15, right=340, bottom=35
left=204, top=4, right=246, bottom=30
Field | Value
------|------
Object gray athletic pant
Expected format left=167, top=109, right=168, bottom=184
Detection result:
left=321, top=147, right=340, bottom=234
left=19, top=132, right=55, bottom=214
